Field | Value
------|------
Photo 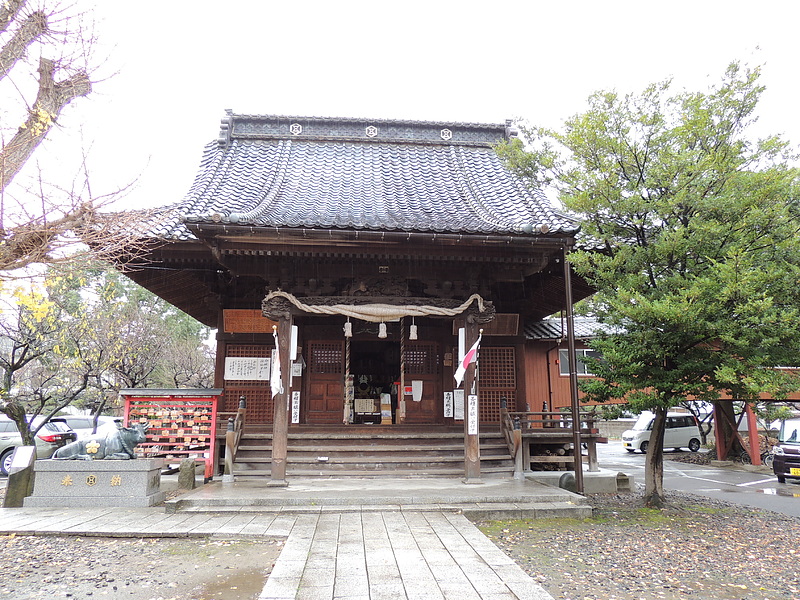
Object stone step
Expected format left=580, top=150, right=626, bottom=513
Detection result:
left=172, top=501, right=591, bottom=519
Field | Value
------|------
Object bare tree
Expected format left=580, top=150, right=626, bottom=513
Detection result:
left=0, top=1, right=168, bottom=275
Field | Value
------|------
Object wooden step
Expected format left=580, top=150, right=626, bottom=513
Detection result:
left=226, top=425, right=515, bottom=479
left=233, top=465, right=516, bottom=479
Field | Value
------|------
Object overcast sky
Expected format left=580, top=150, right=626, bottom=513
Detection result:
left=22, top=0, right=800, bottom=210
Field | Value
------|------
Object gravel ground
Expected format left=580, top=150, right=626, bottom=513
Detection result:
left=3, top=464, right=797, bottom=600
left=0, top=534, right=283, bottom=600
left=477, top=490, right=800, bottom=600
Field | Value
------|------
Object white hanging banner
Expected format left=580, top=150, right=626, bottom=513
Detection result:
left=454, top=389, right=465, bottom=421
left=290, top=325, right=298, bottom=361
left=412, top=380, right=423, bottom=402
left=443, top=392, right=454, bottom=418
left=224, top=357, right=270, bottom=381
left=468, top=394, right=479, bottom=435
left=291, top=391, right=301, bottom=424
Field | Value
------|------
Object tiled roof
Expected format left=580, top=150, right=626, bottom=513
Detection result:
left=149, top=114, right=580, bottom=241
left=524, top=316, right=612, bottom=340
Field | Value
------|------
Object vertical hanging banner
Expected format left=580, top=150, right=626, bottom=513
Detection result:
left=454, top=332, right=482, bottom=387
left=412, top=380, right=423, bottom=402
left=271, top=327, right=283, bottom=399
left=467, top=394, right=478, bottom=435
left=291, top=391, right=301, bottom=424
left=443, top=392, right=454, bottom=418
left=454, top=389, right=465, bottom=421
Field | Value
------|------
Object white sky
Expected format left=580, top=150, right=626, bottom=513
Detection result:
left=17, top=0, right=800, bottom=210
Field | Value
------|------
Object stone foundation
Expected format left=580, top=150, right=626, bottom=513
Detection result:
left=24, top=458, right=165, bottom=508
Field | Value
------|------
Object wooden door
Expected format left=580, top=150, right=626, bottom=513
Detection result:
left=305, top=340, right=344, bottom=424
left=403, top=341, right=440, bottom=424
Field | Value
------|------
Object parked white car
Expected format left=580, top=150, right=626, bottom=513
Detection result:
left=622, top=412, right=702, bottom=453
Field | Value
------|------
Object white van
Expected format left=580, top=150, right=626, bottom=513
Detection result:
left=621, top=412, right=702, bottom=453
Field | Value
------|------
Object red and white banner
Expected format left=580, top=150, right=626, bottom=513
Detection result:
left=454, top=333, right=482, bottom=387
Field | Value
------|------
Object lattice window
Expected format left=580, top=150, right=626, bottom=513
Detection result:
left=480, top=347, right=516, bottom=388
left=479, top=390, right=516, bottom=424
left=224, top=344, right=273, bottom=423
left=478, top=346, right=516, bottom=423
left=405, top=342, right=439, bottom=375
left=308, top=342, right=343, bottom=374
left=224, top=387, right=274, bottom=423
left=226, top=344, right=271, bottom=359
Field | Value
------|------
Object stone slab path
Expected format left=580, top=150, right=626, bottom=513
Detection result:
left=0, top=506, right=554, bottom=600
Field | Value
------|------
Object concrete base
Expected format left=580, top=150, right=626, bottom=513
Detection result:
left=526, top=468, right=634, bottom=494
left=24, top=458, right=165, bottom=508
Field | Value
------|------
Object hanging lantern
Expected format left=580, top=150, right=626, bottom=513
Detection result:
left=344, top=318, right=352, bottom=338
left=378, top=322, right=387, bottom=338
left=409, top=317, right=418, bottom=340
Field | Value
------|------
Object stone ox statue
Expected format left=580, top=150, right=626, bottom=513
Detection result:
left=53, top=422, right=148, bottom=460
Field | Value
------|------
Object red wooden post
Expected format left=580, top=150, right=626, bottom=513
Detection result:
left=745, top=402, right=761, bottom=466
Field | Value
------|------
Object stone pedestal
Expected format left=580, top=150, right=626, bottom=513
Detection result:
left=24, top=459, right=165, bottom=508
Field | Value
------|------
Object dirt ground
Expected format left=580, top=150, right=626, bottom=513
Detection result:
left=0, top=534, right=283, bottom=600
left=477, top=491, right=800, bottom=600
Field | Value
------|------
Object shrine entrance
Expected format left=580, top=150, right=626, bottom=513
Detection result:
left=302, top=335, right=442, bottom=426
left=349, top=340, right=400, bottom=424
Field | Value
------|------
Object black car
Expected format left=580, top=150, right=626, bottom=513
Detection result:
left=772, top=418, right=800, bottom=484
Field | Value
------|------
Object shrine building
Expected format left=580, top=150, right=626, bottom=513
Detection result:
left=122, top=113, right=594, bottom=482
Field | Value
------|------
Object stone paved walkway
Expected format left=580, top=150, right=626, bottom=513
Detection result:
left=0, top=506, right=554, bottom=599
left=260, top=510, right=552, bottom=600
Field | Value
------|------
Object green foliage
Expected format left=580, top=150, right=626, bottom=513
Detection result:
left=0, top=262, right=215, bottom=439
left=499, top=61, right=800, bottom=505
left=754, top=402, right=796, bottom=432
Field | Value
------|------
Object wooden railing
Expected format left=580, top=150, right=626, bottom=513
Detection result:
left=500, top=404, right=525, bottom=478
left=222, top=396, right=247, bottom=481
left=500, top=403, right=607, bottom=476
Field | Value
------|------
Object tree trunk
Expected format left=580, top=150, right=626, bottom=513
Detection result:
left=643, top=406, right=667, bottom=508
left=2, top=400, right=32, bottom=445
left=0, top=10, right=46, bottom=80
left=0, top=56, right=91, bottom=192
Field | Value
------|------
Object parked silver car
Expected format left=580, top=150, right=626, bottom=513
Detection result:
left=50, top=415, right=121, bottom=440
left=0, top=416, right=77, bottom=475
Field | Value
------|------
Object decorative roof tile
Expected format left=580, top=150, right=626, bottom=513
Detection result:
left=153, top=114, right=579, bottom=241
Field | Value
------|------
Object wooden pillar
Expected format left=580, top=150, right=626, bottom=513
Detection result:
left=745, top=402, right=761, bottom=466
left=563, top=242, right=585, bottom=494
left=713, top=402, right=724, bottom=458
left=213, top=310, right=227, bottom=389
left=463, top=320, right=481, bottom=483
left=270, top=314, right=293, bottom=485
